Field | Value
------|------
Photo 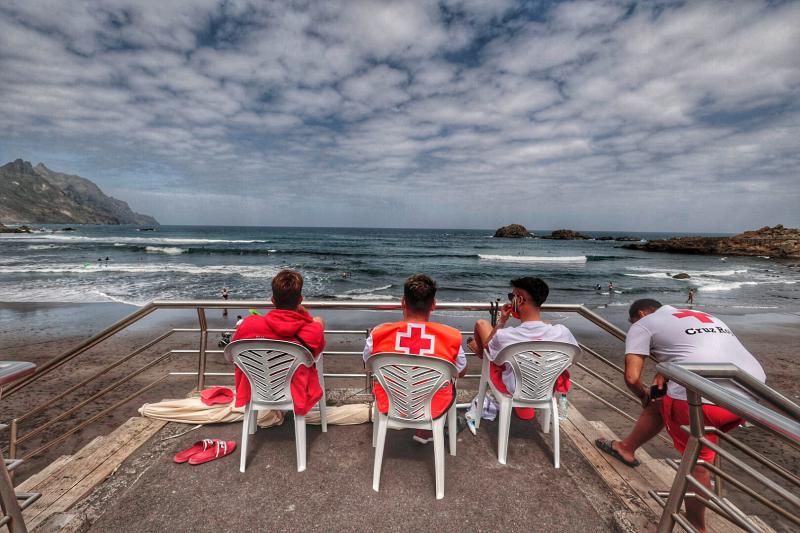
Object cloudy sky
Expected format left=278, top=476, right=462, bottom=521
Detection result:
left=1, top=1, right=798, bottom=231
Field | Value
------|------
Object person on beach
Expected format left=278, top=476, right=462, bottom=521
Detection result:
left=595, top=299, right=766, bottom=532
left=231, top=270, right=325, bottom=417
left=221, top=286, right=229, bottom=317
left=468, top=277, right=577, bottom=420
left=608, top=281, right=614, bottom=293
left=363, top=273, right=466, bottom=444
left=686, top=288, right=695, bottom=305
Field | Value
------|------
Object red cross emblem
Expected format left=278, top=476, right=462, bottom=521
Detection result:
left=673, top=310, right=714, bottom=324
left=395, top=323, right=435, bottom=356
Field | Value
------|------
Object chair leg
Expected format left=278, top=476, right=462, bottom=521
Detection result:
left=475, top=358, right=489, bottom=429
left=497, top=397, right=512, bottom=465
left=541, top=404, right=551, bottom=434
left=447, top=402, right=457, bottom=456
left=294, top=414, right=307, bottom=472
left=552, top=397, right=560, bottom=469
left=316, top=357, right=328, bottom=433
left=372, top=402, right=379, bottom=447
left=432, top=418, right=446, bottom=500
left=240, top=403, right=251, bottom=473
left=372, top=414, right=388, bottom=492
left=249, top=407, right=258, bottom=434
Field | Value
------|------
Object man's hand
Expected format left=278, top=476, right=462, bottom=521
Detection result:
left=640, top=390, right=651, bottom=408
left=497, top=303, right=513, bottom=326
left=651, top=373, right=666, bottom=390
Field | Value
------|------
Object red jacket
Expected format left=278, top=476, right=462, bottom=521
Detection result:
left=231, top=308, right=325, bottom=415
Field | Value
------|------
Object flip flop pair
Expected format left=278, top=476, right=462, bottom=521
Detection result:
left=173, top=438, right=237, bottom=465
left=595, top=438, right=640, bottom=467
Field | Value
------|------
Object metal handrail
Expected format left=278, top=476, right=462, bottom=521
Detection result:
left=2, top=300, right=640, bottom=463
left=654, top=362, right=800, bottom=532
left=0, top=300, right=626, bottom=398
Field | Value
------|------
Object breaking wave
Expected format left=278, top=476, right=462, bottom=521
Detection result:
left=478, top=254, right=587, bottom=263
left=145, top=246, right=187, bottom=255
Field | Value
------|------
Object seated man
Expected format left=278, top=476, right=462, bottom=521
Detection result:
left=363, top=273, right=466, bottom=444
left=470, top=277, right=577, bottom=420
left=231, top=270, right=325, bottom=416
left=595, top=299, right=766, bottom=532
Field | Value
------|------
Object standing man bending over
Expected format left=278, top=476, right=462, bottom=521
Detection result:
left=595, top=299, right=765, bottom=532
left=363, top=273, right=466, bottom=444
left=469, top=277, right=577, bottom=420
left=231, top=270, right=326, bottom=416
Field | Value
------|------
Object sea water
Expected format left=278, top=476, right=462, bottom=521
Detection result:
left=0, top=225, right=798, bottom=313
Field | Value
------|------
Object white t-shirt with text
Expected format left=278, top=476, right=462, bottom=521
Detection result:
left=625, top=305, right=766, bottom=400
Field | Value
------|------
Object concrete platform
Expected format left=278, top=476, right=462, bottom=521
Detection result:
left=81, top=416, right=633, bottom=532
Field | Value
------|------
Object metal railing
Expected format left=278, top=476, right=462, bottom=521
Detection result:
left=1, top=300, right=641, bottom=461
left=653, top=362, right=800, bottom=532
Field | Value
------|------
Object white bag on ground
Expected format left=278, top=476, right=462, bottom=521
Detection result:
left=138, top=397, right=284, bottom=428
left=139, top=397, right=370, bottom=427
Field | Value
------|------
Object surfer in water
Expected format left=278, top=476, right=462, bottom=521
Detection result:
left=608, top=281, right=614, bottom=294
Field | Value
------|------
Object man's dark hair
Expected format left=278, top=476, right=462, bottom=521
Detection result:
left=403, top=273, right=437, bottom=313
left=272, top=269, right=303, bottom=309
left=511, top=277, right=549, bottom=307
left=629, top=299, right=662, bottom=320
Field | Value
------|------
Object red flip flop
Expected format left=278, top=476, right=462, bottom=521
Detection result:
left=173, top=439, right=218, bottom=464
left=188, top=440, right=237, bottom=465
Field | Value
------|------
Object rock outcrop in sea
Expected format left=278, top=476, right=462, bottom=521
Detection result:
left=494, top=224, right=531, bottom=238
left=0, top=159, right=158, bottom=225
left=0, top=223, right=32, bottom=233
left=542, top=229, right=591, bottom=240
left=623, top=225, right=800, bottom=259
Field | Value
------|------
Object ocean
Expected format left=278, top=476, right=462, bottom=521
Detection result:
left=1, top=225, right=798, bottom=313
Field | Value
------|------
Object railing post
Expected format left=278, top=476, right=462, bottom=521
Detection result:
left=196, top=309, right=208, bottom=391
left=0, top=448, right=27, bottom=533
left=657, top=390, right=705, bottom=532
left=9, top=419, right=17, bottom=460
left=714, top=454, right=723, bottom=498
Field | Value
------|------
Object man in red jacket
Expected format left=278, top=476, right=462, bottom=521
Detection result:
left=231, top=270, right=325, bottom=416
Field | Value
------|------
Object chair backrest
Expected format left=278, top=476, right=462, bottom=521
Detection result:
left=366, top=353, right=457, bottom=423
left=224, top=339, right=315, bottom=404
left=493, top=341, right=580, bottom=402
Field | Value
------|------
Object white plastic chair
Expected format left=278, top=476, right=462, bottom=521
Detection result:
left=475, top=341, right=579, bottom=468
left=366, top=353, right=458, bottom=500
left=224, top=339, right=328, bottom=473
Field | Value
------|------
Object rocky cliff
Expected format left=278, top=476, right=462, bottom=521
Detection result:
left=622, top=225, right=800, bottom=258
left=0, top=159, right=158, bottom=225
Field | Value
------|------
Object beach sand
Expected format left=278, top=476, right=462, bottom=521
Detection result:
left=1, top=300, right=798, bottom=514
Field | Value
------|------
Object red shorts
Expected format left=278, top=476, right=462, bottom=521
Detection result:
left=490, top=362, right=571, bottom=421
left=660, top=395, right=743, bottom=462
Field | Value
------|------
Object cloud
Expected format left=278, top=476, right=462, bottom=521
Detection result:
left=0, top=0, right=798, bottom=231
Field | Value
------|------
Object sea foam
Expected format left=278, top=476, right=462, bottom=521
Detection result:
left=479, top=254, right=587, bottom=263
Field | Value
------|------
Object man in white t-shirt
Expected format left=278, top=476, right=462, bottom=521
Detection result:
left=469, top=277, right=578, bottom=420
left=595, top=299, right=765, bottom=532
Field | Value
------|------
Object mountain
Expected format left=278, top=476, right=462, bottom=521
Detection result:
left=0, top=159, right=158, bottom=225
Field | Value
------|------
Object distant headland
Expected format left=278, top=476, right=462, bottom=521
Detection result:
left=0, top=159, right=158, bottom=225
left=622, top=225, right=800, bottom=259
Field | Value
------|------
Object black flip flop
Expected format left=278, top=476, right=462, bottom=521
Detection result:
left=595, top=438, right=640, bottom=467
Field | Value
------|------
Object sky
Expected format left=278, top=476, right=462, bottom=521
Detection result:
left=1, top=0, right=799, bottom=232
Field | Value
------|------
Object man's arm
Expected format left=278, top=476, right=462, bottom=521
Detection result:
left=454, top=346, right=467, bottom=378
left=624, top=354, right=650, bottom=407
left=487, top=304, right=512, bottom=344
